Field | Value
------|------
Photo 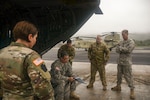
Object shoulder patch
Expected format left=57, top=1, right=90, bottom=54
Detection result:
left=41, top=64, right=47, bottom=72
left=55, top=67, right=60, bottom=70
left=33, top=58, right=44, bottom=66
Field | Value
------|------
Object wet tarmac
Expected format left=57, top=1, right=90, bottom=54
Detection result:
left=44, top=61, right=150, bottom=100
left=43, top=47, right=150, bottom=100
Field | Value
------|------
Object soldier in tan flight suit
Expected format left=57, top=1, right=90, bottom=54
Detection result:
left=111, top=29, right=135, bottom=99
left=87, top=35, right=110, bottom=90
left=0, top=21, right=54, bottom=100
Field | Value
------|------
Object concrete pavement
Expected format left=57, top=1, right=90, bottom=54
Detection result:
left=44, top=60, right=150, bottom=100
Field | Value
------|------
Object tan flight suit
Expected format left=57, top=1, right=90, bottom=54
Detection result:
left=88, top=42, right=110, bottom=86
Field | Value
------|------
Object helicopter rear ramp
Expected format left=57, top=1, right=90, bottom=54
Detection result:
left=0, top=0, right=102, bottom=55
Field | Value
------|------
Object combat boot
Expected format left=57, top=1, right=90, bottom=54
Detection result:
left=70, top=91, right=80, bottom=99
left=86, top=84, right=93, bottom=88
left=130, top=89, right=135, bottom=99
left=111, top=85, right=121, bottom=91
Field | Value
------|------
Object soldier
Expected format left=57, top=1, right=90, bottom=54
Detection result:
left=87, top=35, right=110, bottom=90
left=50, top=51, right=79, bottom=100
left=57, top=39, right=75, bottom=65
left=0, top=21, right=54, bottom=100
left=0, top=80, right=2, bottom=100
left=111, top=29, right=135, bottom=99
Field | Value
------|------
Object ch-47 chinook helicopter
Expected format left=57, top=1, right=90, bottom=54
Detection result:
left=71, top=32, right=120, bottom=51
left=0, top=0, right=102, bottom=55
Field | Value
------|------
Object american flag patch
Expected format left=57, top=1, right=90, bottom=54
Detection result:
left=33, top=58, right=44, bottom=66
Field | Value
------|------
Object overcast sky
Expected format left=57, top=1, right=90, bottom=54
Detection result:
left=74, top=0, right=150, bottom=36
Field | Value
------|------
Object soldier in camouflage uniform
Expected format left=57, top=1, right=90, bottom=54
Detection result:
left=87, top=35, right=110, bottom=90
left=57, top=39, right=75, bottom=65
left=50, top=51, right=79, bottom=100
left=0, top=21, right=54, bottom=100
left=0, top=78, right=2, bottom=100
left=111, top=29, right=135, bottom=99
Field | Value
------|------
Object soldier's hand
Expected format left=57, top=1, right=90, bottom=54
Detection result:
left=104, top=61, right=107, bottom=65
left=68, top=77, right=75, bottom=82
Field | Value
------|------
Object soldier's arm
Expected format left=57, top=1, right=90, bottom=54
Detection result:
left=88, top=45, right=92, bottom=60
left=65, top=63, right=76, bottom=82
left=103, top=44, right=110, bottom=64
left=104, top=45, right=110, bottom=62
left=66, top=62, right=74, bottom=77
left=116, top=41, right=122, bottom=53
left=26, top=52, right=54, bottom=100
left=51, top=62, right=69, bottom=81
left=116, top=45, right=121, bottom=53
left=0, top=82, right=2, bottom=99
left=120, top=39, right=135, bottom=53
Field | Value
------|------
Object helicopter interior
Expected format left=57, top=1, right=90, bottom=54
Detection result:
left=0, top=0, right=102, bottom=55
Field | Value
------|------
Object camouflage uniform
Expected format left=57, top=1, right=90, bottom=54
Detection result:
left=116, top=39, right=135, bottom=89
left=0, top=76, right=2, bottom=100
left=50, top=59, right=76, bottom=100
left=88, top=42, right=110, bottom=87
left=0, top=42, right=54, bottom=100
left=58, top=44, right=75, bottom=65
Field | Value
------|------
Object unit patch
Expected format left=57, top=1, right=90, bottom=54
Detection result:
left=41, top=64, right=47, bottom=72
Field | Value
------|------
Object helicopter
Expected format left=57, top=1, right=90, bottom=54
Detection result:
left=71, top=32, right=120, bottom=51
